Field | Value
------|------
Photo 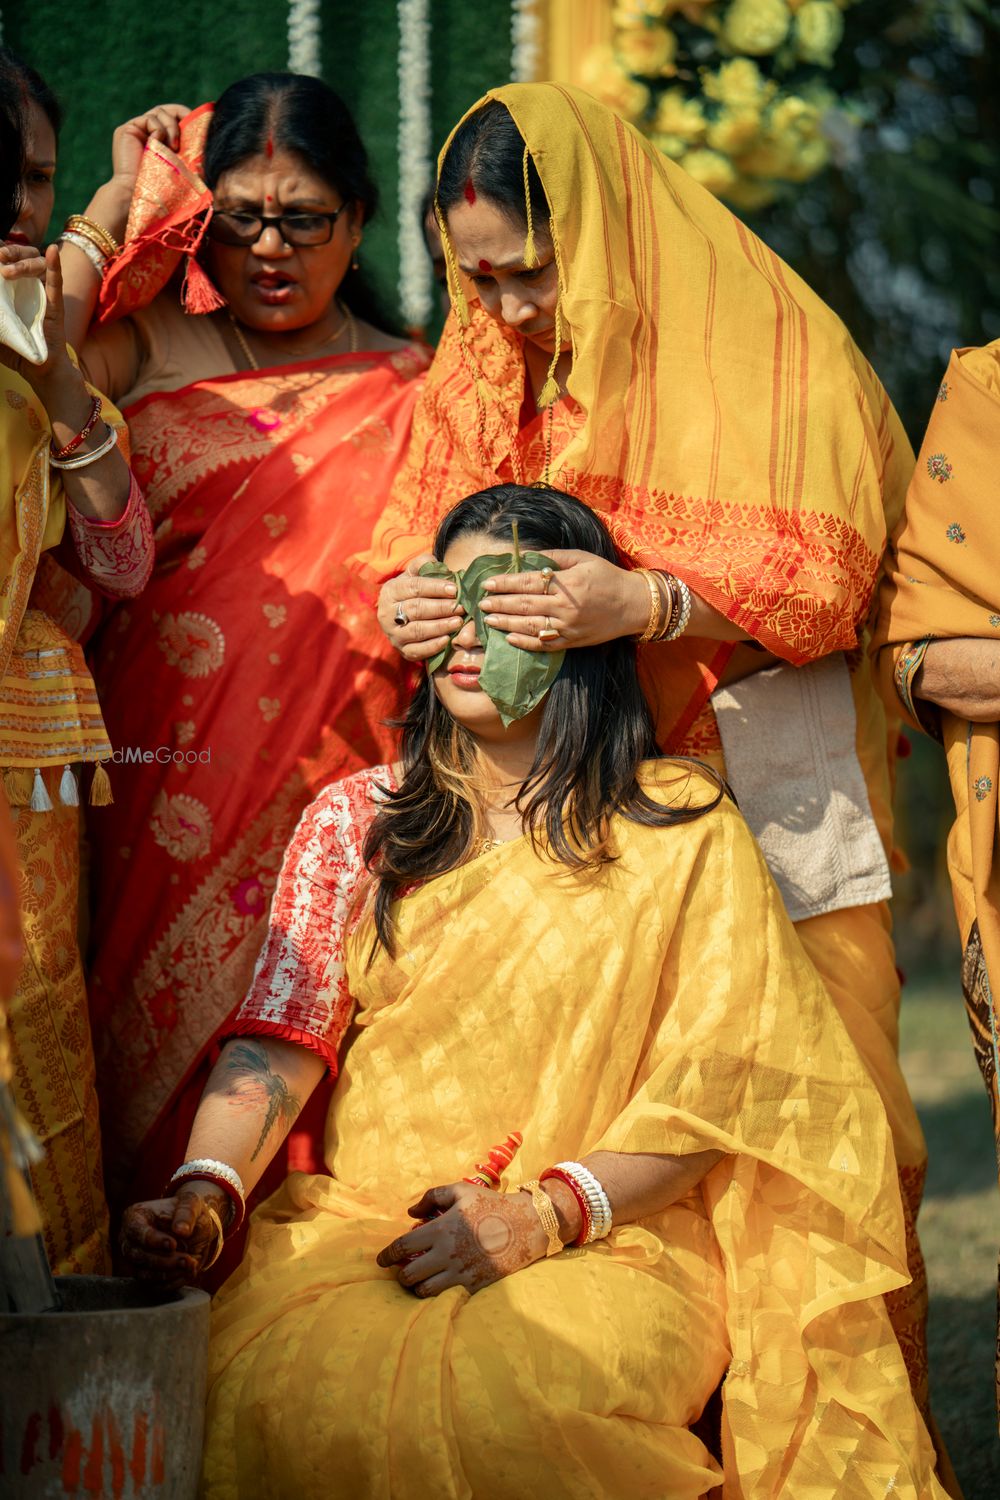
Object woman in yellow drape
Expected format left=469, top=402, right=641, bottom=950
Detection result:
left=873, top=337, right=1000, bottom=1417
left=368, top=81, right=931, bottom=1408
left=0, top=54, right=154, bottom=1273
left=124, top=486, right=945, bottom=1498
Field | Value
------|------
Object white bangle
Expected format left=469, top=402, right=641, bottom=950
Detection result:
left=554, top=1160, right=613, bottom=1243
left=57, top=230, right=108, bottom=277
left=660, top=576, right=692, bottom=643
left=49, top=422, right=118, bottom=470
left=169, top=1157, right=246, bottom=1203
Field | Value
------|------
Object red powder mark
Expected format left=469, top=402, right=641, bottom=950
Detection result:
left=129, top=1413, right=147, bottom=1490
left=19, top=1411, right=41, bottom=1474
left=151, top=1420, right=165, bottom=1485
left=463, top=179, right=476, bottom=205
left=107, top=1411, right=125, bottom=1497
left=478, top=259, right=493, bottom=273
left=265, top=133, right=275, bottom=159
left=62, top=1429, right=83, bottom=1493
left=49, top=1406, right=65, bottom=1461
left=81, top=1415, right=104, bottom=1494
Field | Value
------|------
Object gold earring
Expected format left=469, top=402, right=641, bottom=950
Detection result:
left=352, top=235, right=361, bottom=272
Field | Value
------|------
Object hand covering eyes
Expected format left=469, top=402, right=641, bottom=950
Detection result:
left=420, top=551, right=565, bottom=726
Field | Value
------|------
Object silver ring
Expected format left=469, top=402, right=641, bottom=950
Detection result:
left=394, top=602, right=409, bottom=628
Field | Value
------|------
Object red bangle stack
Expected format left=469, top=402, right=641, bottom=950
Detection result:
left=168, top=1171, right=245, bottom=1232
left=50, top=393, right=103, bottom=462
left=540, top=1166, right=592, bottom=1247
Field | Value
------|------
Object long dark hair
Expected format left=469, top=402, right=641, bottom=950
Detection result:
left=203, top=71, right=394, bottom=331
left=437, top=98, right=549, bottom=231
left=0, top=55, right=25, bottom=239
left=363, top=483, right=723, bottom=954
left=0, top=48, right=62, bottom=140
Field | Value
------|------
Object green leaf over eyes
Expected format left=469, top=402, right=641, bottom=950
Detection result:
left=418, top=551, right=566, bottom=726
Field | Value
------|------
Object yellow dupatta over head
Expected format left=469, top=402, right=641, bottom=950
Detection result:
left=371, top=83, right=912, bottom=742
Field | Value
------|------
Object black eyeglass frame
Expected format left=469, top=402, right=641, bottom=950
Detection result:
left=207, top=204, right=349, bottom=248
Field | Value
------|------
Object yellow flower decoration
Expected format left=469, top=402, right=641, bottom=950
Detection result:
left=581, top=47, right=652, bottom=123
left=794, top=0, right=845, bottom=67
left=722, top=0, right=793, bottom=55
left=617, top=22, right=678, bottom=76
left=707, top=105, right=763, bottom=155
left=653, top=87, right=708, bottom=151
left=702, top=57, right=776, bottom=110
left=679, top=147, right=738, bottom=194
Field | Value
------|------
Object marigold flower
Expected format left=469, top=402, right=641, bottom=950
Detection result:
left=581, top=48, right=652, bottom=122
left=722, top=0, right=792, bottom=55
left=679, top=147, right=738, bottom=195
left=616, top=23, right=678, bottom=76
left=653, top=88, right=708, bottom=145
left=794, top=0, right=844, bottom=67
left=702, top=58, right=776, bottom=110
left=707, top=105, right=762, bottom=154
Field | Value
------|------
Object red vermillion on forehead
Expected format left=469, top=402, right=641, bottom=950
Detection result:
left=265, top=134, right=275, bottom=159
left=478, top=259, right=492, bottom=273
left=463, top=179, right=476, bottom=205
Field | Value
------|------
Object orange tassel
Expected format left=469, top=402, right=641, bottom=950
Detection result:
left=463, top=1131, right=523, bottom=1190
left=182, top=256, right=226, bottom=315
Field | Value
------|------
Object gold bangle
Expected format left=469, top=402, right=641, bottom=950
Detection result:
left=519, top=1179, right=564, bottom=1257
left=64, top=214, right=121, bottom=260
left=653, top=571, right=677, bottom=642
left=201, top=1203, right=225, bottom=1270
left=635, top=568, right=662, bottom=644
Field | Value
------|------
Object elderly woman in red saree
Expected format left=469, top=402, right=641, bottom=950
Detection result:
left=59, top=73, right=428, bottom=1256
left=367, top=82, right=945, bottom=1434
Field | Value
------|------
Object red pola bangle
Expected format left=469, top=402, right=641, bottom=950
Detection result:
left=50, top=393, right=103, bottom=462
left=540, top=1166, right=592, bottom=1247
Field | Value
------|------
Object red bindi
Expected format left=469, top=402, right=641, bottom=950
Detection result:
left=478, top=258, right=492, bottom=272
left=265, top=134, right=275, bottom=159
left=463, top=180, right=477, bottom=205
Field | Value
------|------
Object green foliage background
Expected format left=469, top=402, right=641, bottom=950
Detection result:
left=5, top=0, right=517, bottom=324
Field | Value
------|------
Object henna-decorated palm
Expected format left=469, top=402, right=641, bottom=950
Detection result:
left=120, top=1183, right=225, bottom=1290
left=376, top=1182, right=548, bottom=1298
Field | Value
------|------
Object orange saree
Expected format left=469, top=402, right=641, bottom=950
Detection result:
left=86, top=347, right=427, bottom=1232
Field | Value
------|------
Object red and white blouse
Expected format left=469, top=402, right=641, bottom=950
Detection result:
left=228, top=765, right=396, bottom=1071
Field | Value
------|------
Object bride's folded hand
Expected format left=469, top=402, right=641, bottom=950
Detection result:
left=119, top=1184, right=223, bottom=1289
left=376, top=1181, right=547, bottom=1297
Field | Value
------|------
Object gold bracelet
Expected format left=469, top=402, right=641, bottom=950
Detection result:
left=519, top=1179, right=564, bottom=1257
left=652, top=571, right=677, bottom=642
left=635, top=568, right=662, bottom=644
left=202, top=1203, right=226, bottom=1270
left=64, top=214, right=121, bottom=260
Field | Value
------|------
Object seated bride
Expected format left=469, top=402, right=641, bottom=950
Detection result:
left=122, top=483, right=945, bottom=1498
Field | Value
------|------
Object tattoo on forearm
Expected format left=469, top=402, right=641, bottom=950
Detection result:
left=217, top=1042, right=302, bottom=1160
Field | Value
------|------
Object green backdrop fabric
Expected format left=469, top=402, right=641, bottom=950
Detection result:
left=6, top=0, right=516, bottom=324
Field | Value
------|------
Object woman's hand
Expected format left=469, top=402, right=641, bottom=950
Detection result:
left=110, top=103, right=191, bottom=194
left=0, top=243, right=74, bottom=391
left=119, top=1181, right=226, bottom=1290
left=377, top=555, right=465, bottom=662
left=376, top=1182, right=548, bottom=1297
left=480, top=549, right=649, bottom=652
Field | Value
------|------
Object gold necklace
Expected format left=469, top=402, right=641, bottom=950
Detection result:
left=227, top=302, right=358, bottom=372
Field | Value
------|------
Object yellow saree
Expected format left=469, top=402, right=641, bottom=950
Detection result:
left=204, top=767, right=943, bottom=1499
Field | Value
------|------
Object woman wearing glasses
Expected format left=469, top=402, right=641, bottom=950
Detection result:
left=58, top=73, right=429, bottom=1271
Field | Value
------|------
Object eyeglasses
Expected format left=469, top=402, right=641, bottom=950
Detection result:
left=208, top=205, right=348, bottom=248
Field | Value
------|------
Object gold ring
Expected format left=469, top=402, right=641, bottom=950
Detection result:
left=538, top=618, right=559, bottom=643
left=540, top=567, right=555, bottom=594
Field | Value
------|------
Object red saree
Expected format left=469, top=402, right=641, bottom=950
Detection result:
left=86, top=347, right=427, bottom=1227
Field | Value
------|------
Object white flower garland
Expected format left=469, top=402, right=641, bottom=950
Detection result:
left=397, top=0, right=433, bottom=331
left=511, top=0, right=542, bottom=84
left=287, top=0, right=322, bottom=77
